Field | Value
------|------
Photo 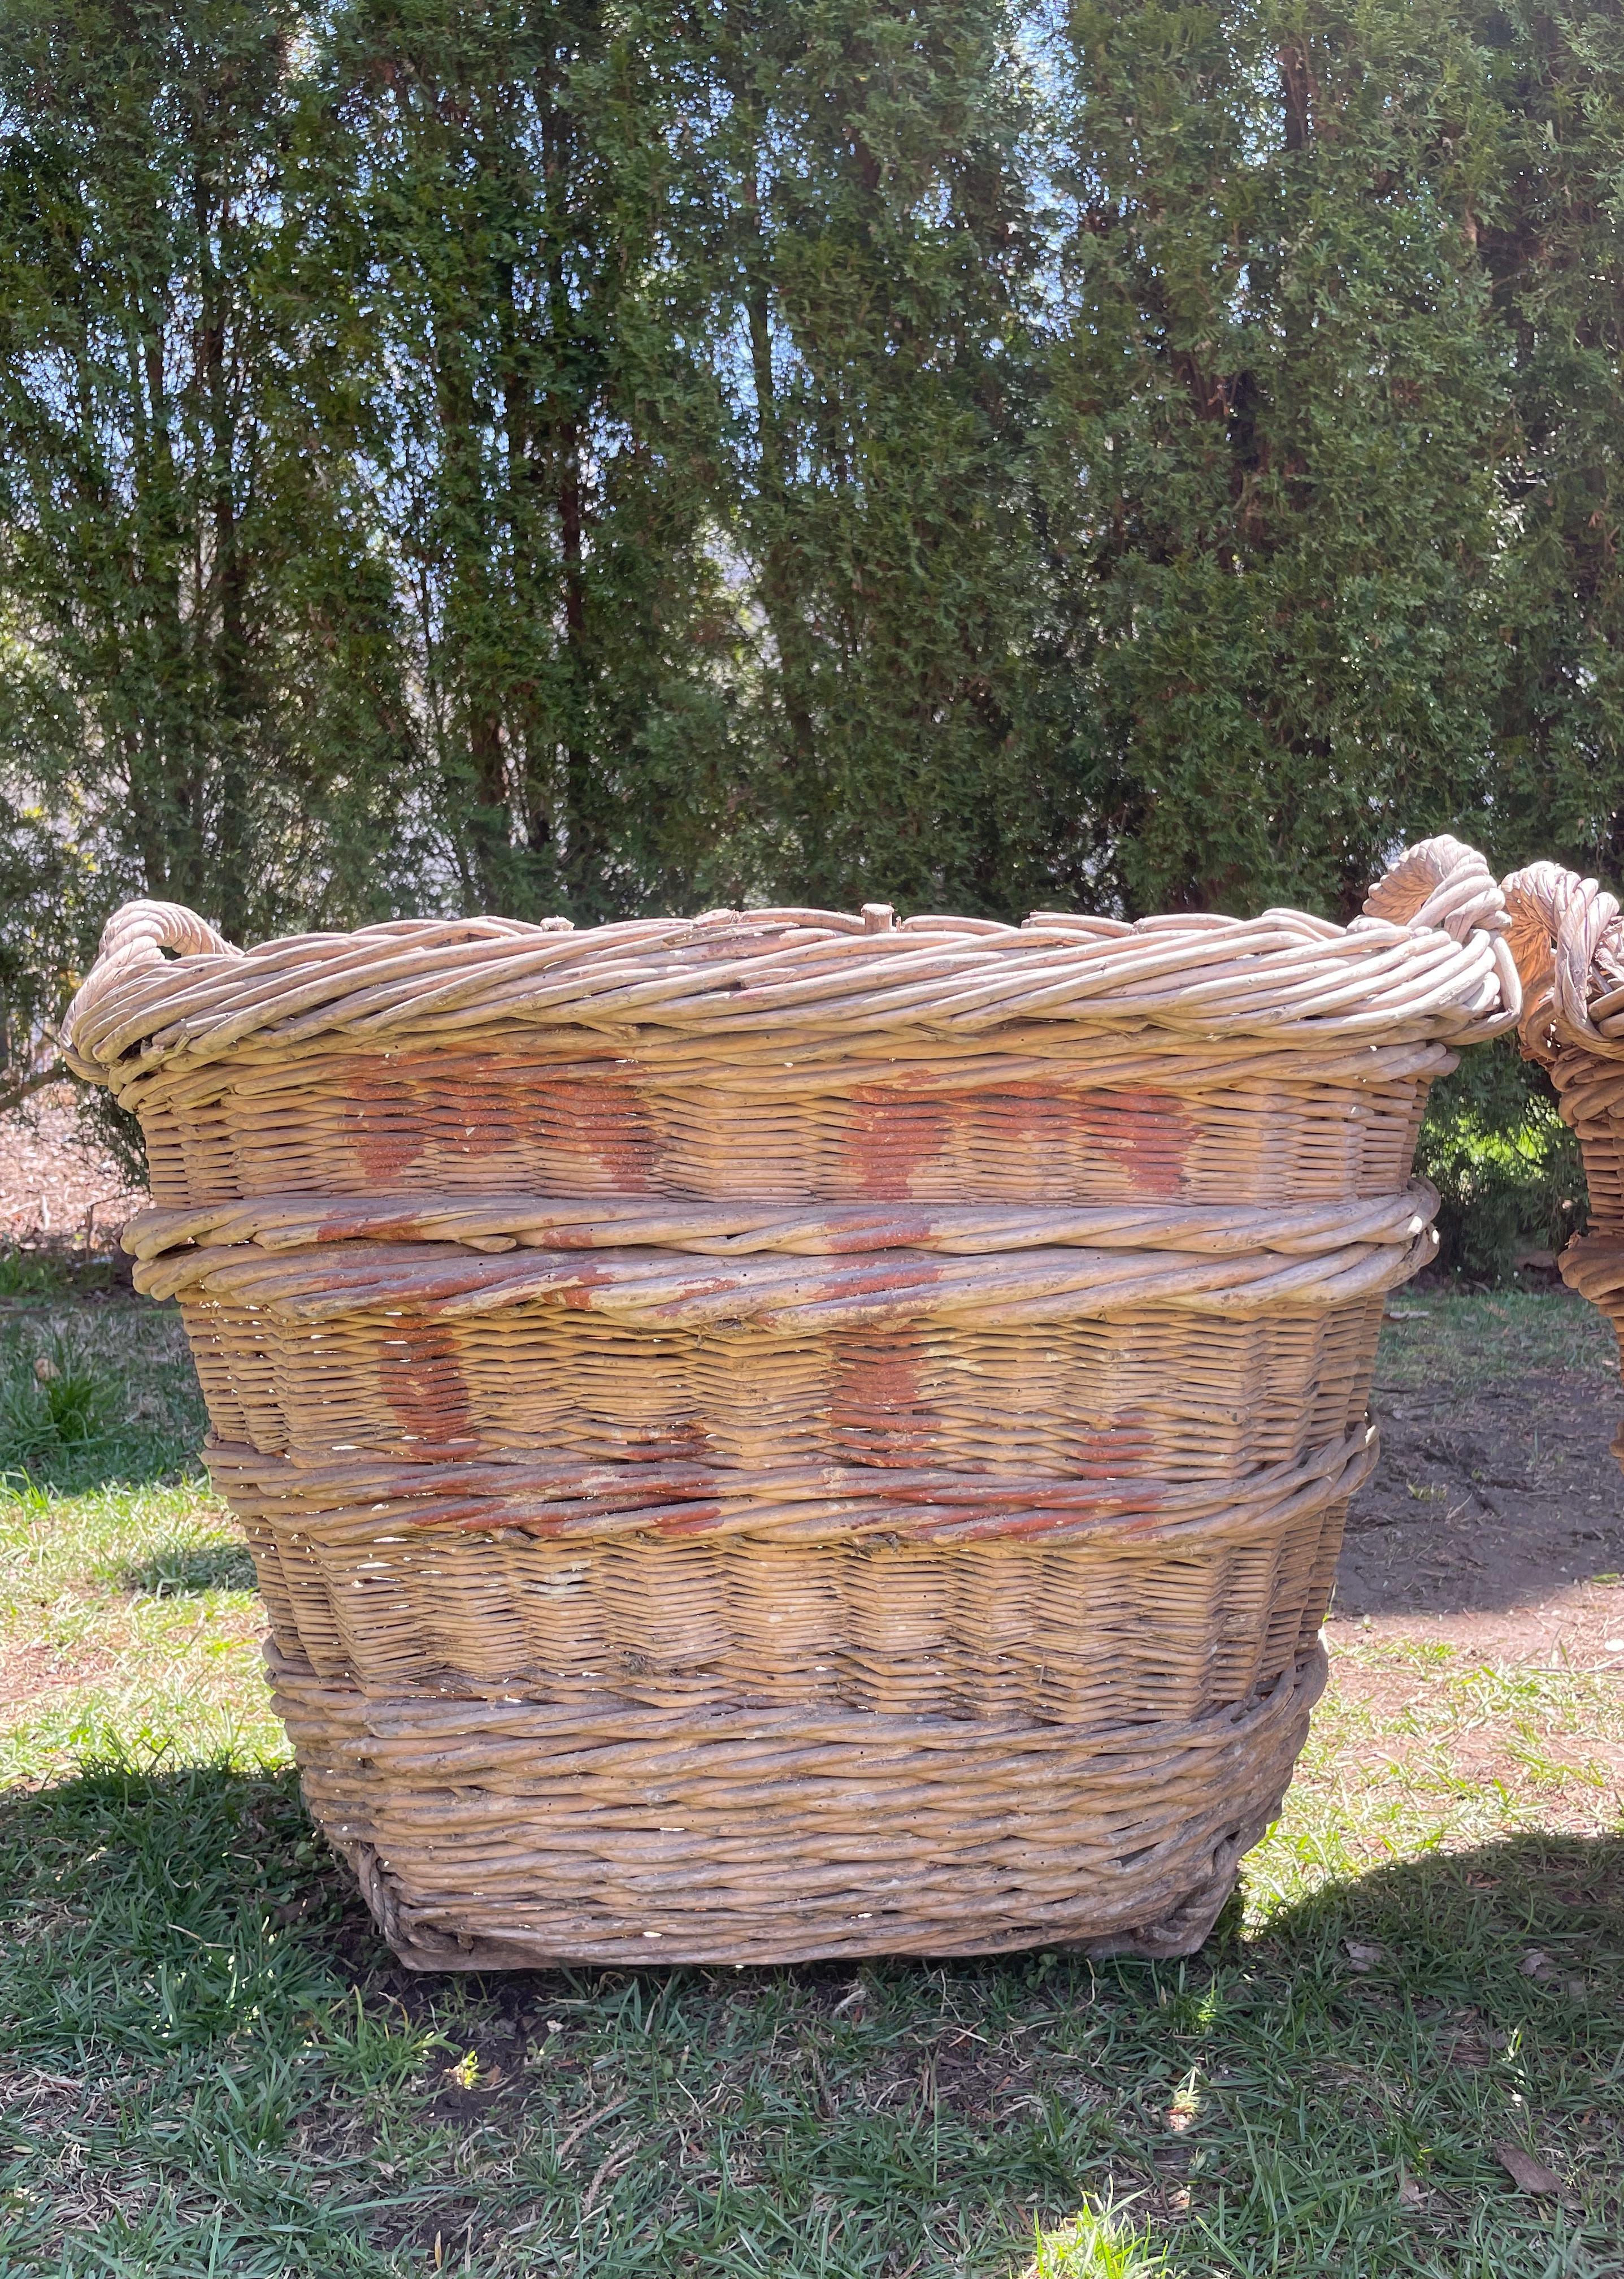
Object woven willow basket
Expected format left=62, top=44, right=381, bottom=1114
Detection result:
left=66, top=841, right=1517, bottom=1969
left=1504, top=862, right=1624, bottom=1438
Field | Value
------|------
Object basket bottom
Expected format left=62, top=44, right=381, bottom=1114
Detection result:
left=272, top=1645, right=1325, bottom=1970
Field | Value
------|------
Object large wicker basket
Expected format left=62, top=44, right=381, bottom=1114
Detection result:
left=1503, top=862, right=1624, bottom=1424
left=66, top=842, right=1516, bottom=1968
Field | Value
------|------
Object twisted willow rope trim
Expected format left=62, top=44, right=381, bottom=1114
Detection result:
left=64, top=836, right=1517, bottom=1087
left=124, top=1180, right=1436, bottom=1262
left=208, top=1418, right=1376, bottom=1549
left=268, top=1644, right=1327, bottom=1967
left=137, top=1224, right=1432, bottom=1327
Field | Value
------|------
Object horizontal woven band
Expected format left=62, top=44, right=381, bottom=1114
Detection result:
left=270, top=1645, right=1327, bottom=1965
left=125, top=1180, right=1438, bottom=1263
left=208, top=1420, right=1375, bottom=1546
left=140, top=1224, right=1432, bottom=1327
left=64, top=838, right=1515, bottom=1088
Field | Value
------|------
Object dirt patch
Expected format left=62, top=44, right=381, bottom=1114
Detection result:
left=0, top=1641, right=121, bottom=1713
left=1331, top=1351, right=1624, bottom=1666
left=0, top=1086, right=139, bottom=1245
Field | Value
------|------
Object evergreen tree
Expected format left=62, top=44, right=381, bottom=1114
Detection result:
left=1036, top=0, right=1513, bottom=919
left=0, top=0, right=419, bottom=961
left=702, top=0, right=1058, bottom=913
left=298, top=0, right=748, bottom=922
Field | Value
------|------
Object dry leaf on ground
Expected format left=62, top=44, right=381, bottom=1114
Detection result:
left=1494, top=2142, right=1567, bottom=2198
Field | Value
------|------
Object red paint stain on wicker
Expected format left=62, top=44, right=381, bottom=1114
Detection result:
left=843, top=1089, right=956, bottom=1197
left=1075, top=1091, right=1194, bottom=1198
left=839, top=1084, right=1195, bottom=1201
left=1072, top=1413, right=1159, bottom=1478
left=376, top=1319, right=474, bottom=1448
left=335, top=1054, right=658, bottom=1193
left=340, top=1060, right=433, bottom=1183
left=525, top=1071, right=656, bottom=1193
left=831, top=1333, right=933, bottom=1465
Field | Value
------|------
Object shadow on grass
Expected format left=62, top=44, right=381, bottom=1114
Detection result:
left=0, top=1432, right=210, bottom=1500
left=118, top=1540, right=259, bottom=1596
left=2, top=1764, right=1619, bottom=2276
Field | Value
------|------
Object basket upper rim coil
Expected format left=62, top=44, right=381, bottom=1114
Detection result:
left=1503, top=860, right=1624, bottom=1061
left=63, top=837, right=1518, bottom=1091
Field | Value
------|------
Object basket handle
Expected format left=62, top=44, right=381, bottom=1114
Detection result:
left=63, top=899, right=242, bottom=1080
left=1501, top=862, right=1624, bottom=1050
left=92, top=900, right=241, bottom=970
left=1362, top=835, right=1508, bottom=942
left=1361, top=835, right=1519, bottom=1028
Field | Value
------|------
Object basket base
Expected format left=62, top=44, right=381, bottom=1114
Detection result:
left=273, top=1646, right=1325, bottom=1972
left=338, top=1817, right=1262, bottom=1973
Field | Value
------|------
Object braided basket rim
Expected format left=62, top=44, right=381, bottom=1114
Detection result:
left=63, top=837, right=1518, bottom=1085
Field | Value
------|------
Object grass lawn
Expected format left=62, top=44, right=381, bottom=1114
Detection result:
left=0, top=1293, right=1619, bottom=2277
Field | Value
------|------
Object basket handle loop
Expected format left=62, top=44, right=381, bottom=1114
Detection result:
left=90, top=900, right=242, bottom=973
left=1361, top=837, right=1519, bottom=1026
left=63, top=900, right=242, bottom=1081
left=1501, top=863, right=1624, bottom=1049
left=1362, top=835, right=1507, bottom=943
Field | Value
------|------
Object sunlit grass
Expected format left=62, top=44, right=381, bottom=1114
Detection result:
left=1375, top=1286, right=1616, bottom=1390
left=0, top=1294, right=1619, bottom=2274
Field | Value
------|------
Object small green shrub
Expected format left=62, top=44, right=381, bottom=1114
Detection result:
left=0, top=1247, right=62, bottom=1298
left=0, top=1241, right=121, bottom=1298
left=0, top=1329, right=116, bottom=1466
left=1415, top=1042, right=1586, bottom=1284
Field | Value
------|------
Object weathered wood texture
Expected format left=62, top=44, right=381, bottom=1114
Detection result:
left=65, top=840, right=1516, bottom=1968
left=1504, top=862, right=1624, bottom=1463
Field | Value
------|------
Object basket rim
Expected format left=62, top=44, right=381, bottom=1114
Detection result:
left=63, top=837, right=1517, bottom=1085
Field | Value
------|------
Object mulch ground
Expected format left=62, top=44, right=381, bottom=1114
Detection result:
left=0, top=1086, right=139, bottom=1247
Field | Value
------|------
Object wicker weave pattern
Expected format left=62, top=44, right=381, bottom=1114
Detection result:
left=271, top=1644, right=1328, bottom=1968
left=1504, top=862, right=1624, bottom=1451
left=67, top=839, right=1514, bottom=1965
left=98, top=1034, right=1448, bottom=1213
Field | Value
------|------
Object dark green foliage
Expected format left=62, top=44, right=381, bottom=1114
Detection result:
left=296, top=0, right=753, bottom=921
left=1037, top=0, right=1512, bottom=918
left=706, top=0, right=1052, bottom=913
left=1, top=1, right=1622, bottom=1224
left=0, top=0, right=424, bottom=958
left=1415, top=1041, right=1588, bottom=1284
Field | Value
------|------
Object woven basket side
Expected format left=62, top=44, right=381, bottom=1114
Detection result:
left=271, top=1645, right=1327, bottom=1967
left=175, top=1296, right=1385, bottom=1478
left=126, top=1049, right=1444, bottom=1211
left=236, top=1483, right=1351, bottom=1725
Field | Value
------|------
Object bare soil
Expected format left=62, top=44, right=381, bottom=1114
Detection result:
left=1334, top=1327, right=1624, bottom=1666
left=0, top=1085, right=138, bottom=1245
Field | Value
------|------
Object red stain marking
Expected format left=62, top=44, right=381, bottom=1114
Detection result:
left=526, top=1072, right=655, bottom=1192
left=829, top=1333, right=934, bottom=1466
left=328, top=1051, right=657, bottom=1192
left=1071, top=1412, right=1158, bottom=1478
left=376, top=1319, right=473, bottom=1448
left=843, top=1089, right=954, bottom=1197
left=1071, top=1089, right=1194, bottom=1198
left=340, top=1061, right=432, bottom=1183
left=835, top=1082, right=1195, bottom=1201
